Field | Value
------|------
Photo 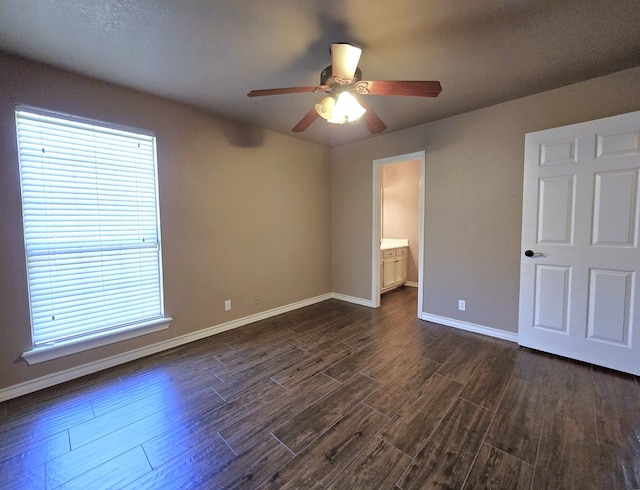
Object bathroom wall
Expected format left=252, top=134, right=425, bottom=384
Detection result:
left=381, top=159, right=420, bottom=283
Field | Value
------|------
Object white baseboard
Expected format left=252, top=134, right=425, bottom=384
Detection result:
left=405, top=281, right=418, bottom=288
left=331, top=292, right=376, bottom=308
left=0, top=293, right=332, bottom=403
left=420, top=312, right=518, bottom=343
left=1, top=294, right=519, bottom=402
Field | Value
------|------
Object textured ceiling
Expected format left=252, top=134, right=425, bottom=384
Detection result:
left=1, top=0, right=639, bottom=147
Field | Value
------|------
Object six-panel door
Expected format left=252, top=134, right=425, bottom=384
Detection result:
left=518, top=110, right=640, bottom=375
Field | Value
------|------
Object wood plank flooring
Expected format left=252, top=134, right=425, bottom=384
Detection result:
left=1, top=287, right=639, bottom=489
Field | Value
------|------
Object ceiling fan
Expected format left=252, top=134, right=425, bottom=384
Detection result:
left=247, top=43, right=442, bottom=134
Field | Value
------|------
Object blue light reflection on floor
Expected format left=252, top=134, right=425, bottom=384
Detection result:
left=7, top=359, right=228, bottom=488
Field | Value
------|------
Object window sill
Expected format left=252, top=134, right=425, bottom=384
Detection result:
left=22, top=317, right=172, bottom=365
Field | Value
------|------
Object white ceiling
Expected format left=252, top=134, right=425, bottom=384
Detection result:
left=1, top=0, right=639, bottom=147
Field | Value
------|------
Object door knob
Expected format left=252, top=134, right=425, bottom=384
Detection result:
left=524, top=250, right=535, bottom=257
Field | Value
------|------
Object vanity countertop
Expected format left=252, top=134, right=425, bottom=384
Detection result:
left=380, top=238, right=409, bottom=250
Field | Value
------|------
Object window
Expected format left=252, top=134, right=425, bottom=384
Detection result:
left=16, top=107, right=170, bottom=364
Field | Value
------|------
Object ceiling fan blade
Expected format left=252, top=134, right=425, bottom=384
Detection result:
left=292, top=107, right=320, bottom=132
left=331, top=43, right=362, bottom=82
left=355, top=80, right=442, bottom=97
left=247, top=86, right=320, bottom=97
left=354, top=95, right=387, bottom=134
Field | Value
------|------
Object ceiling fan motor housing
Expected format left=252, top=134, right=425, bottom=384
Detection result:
left=320, top=65, right=362, bottom=88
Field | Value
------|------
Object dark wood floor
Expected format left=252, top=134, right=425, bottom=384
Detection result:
left=1, top=288, right=639, bottom=489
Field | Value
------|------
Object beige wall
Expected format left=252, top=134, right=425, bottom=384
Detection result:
left=382, top=160, right=420, bottom=283
left=0, top=52, right=332, bottom=390
left=332, top=66, right=640, bottom=333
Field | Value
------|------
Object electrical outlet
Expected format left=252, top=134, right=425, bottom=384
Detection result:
left=224, top=300, right=231, bottom=311
left=253, top=295, right=260, bottom=306
left=458, top=300, right=466, bottom=311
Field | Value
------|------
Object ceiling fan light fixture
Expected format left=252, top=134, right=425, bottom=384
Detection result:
left=248, top=43, right=440, bottom=134
left=314, top=96, right=336, bottom=120
left=331, top=43, right=362, bottom=83
left=328, top=91, right=366, bottom=124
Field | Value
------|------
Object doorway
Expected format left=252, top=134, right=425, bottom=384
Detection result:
left=372, top=151, right=425, bottom=317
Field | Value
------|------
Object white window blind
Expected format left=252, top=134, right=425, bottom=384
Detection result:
left=15, top=107, right=165, bottom=348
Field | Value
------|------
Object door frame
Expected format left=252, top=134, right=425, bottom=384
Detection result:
left=371, top=150, right=426, bottom=317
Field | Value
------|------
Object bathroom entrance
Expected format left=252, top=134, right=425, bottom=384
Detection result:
left=372, top=151, right=425, bottom=317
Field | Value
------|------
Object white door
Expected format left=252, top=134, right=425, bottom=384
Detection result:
left=518, top=110, right=640, bottom=375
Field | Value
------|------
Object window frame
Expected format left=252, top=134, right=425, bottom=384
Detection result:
left=15, top=105, right=171, bottom=364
